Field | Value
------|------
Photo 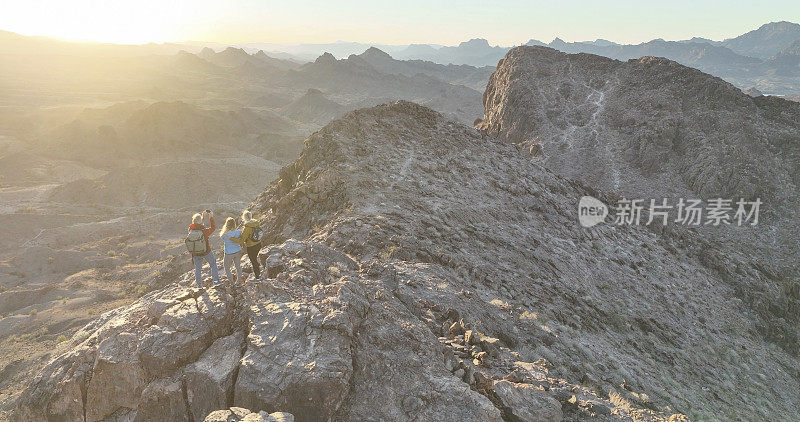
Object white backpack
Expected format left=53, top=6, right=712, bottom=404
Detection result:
left=185, top=229, right=207, bottom=255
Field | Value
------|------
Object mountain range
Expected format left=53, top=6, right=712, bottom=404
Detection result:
left=241, top=21, right=800, bottom=95
left=3, top=20, right=800, bottom=422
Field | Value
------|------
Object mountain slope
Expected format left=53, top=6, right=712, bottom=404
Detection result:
left=477, top=46, right=800, bottom=280
left=16, top=102, right=800, bottom=421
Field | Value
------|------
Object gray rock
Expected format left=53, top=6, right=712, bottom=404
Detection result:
left=86, top=332, right=147, bottom=422
left=492, top=380, right=563, bottom=422
left=480, top=337, right=501, bottom=357
left=134, top=376, right=188, bottom=422
left=185, top=332, right=245, bottom=421
left=233, top=301, right=354, bottom=421
left=202, top=408, right=294, bottom=422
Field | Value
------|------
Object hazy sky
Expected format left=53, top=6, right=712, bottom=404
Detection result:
left=2, top=0, right=799, bottom=46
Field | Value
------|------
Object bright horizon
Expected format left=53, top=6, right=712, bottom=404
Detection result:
left=2, top=0, right=799, bottom=47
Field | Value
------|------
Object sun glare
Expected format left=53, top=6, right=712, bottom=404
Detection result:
left=1, top=0, right=192, bottom=44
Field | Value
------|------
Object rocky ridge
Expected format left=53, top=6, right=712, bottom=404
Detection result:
left=16, top=102, right=800, bottom=421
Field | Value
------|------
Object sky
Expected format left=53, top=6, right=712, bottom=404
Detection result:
left=1, top=0, right=799, bottom=46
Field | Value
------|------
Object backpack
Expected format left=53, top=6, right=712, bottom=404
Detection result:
left=250, top=225, right=264, bottom=243
left=185, top=229, right=208, bottom=255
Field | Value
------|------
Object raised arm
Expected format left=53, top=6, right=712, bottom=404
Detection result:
left=204, top=215, right=216, bottom=237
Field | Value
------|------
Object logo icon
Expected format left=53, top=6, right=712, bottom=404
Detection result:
left=578, top=196, right=608, bottom=227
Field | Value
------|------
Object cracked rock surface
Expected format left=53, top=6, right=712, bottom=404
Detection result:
left=14, top=101, right=800, bottom=421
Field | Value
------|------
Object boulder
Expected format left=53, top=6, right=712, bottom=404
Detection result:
left=480, top=336, right=501, bottom=357
left=492, top=380, right=562, bottom=422
left=12, top=347, right=93, bottom=422
left=203, top=407, right=294, bottom=422
left=86, top=332, right=147, bottom=422
left=233, top=301, right=354, bottom=421
left=137, top=289, right=235, bottom=377
left=134, top=376, right=188, bottom=422
left=185, top=332, right=246, bottom=421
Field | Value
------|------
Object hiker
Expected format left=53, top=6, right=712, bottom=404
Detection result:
left=239, top=210, right=264, bottom=280
left=185, top=210, right=220, bottom=288
left=219, top=217, right=244, bottom=284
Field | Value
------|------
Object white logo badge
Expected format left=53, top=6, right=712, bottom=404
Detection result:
left=578, top=196, right=608, bottom=228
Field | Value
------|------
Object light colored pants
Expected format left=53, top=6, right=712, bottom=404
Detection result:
left=192, top=251, right=219, bottom=287
left=223, top=251, right=243, bottom=283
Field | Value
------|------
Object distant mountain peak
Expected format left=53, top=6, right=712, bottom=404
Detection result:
left=222, top=46, right=247, bottom=55
left=361, top=46, right=392, bottom=59
left=723, top=20, right=800, bottom=59
left=315, top=52, right=337, bottom=64
left=758, top=21, right=800, bottom=30
left=459, top=38, right=491, bottom=48
left=304, top=87, right=324, bottom=96
left=743, top=87, right=764, bottom=97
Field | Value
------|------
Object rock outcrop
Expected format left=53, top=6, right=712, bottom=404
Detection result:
left=15, top=102, right=800, bottom=421
left=204, top=407, right=293, bottom=422
left=478, top=46, right=800, bottom=353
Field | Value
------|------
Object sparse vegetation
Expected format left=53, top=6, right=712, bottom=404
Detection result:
left=130, top=284, right=149, bottom=297
left=379, top=245, right=398, bottom=260
left=14, top=327, right=49, bottom=342
left=73, top=331, right=90, bottom=344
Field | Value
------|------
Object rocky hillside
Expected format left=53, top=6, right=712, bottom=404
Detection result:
left=16, top=102, right=800, bottom=421
left=477, top=46, right=800, bottom=279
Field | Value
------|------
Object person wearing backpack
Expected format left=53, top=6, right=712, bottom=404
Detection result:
left=239, top=210, right=263, bottom=280
left=219, top=217, right=244, bottom=284
left=186, top=210, right=220, bottom=288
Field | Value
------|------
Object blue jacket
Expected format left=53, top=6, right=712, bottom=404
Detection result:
left=221, top=229, right=243, bottom=254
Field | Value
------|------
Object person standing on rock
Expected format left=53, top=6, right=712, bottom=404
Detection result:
left=219, top=217, right=244, bottom=284
left=239, top=210, right=264, bottom=280
left=187, top=210, right=220, bottom=288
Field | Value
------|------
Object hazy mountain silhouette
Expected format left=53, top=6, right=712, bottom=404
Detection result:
left=721, top=21, right=800, bottom=59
